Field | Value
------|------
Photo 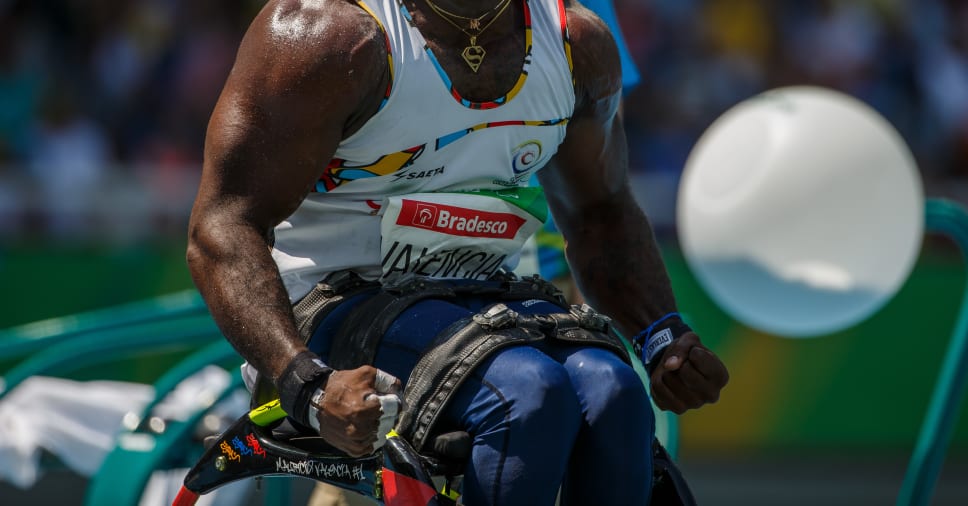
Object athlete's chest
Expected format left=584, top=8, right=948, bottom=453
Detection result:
left=318, top=0, right=574, bottom=195
left=421, top=31, right=529, bottom=102
left=402, top=0, right=530, bottom=101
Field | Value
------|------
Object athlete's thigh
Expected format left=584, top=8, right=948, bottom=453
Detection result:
left=443, top=344, right=581, bottom=506
left=373, top=298, right=473, bottom=383
left=547, top=344, right=655, bottom=506
left=306, top=294, right=472, bottom=383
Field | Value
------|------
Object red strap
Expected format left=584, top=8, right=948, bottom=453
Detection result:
left=382, top=468, right=438, bottom=506
left=171, top=486, right=200, bottom=506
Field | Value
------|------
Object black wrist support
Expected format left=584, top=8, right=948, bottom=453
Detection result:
left=277, top=351, right=334, bottom=427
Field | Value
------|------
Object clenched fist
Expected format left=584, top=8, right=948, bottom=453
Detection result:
left=649, top=333, right=728, bottom=414
left=314, top=365, right=402, bottom=456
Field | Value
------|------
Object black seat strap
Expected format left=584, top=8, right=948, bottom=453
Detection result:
left=292, top=271, right=381, bottom=342
left=327, top=278, right=457, bottom=370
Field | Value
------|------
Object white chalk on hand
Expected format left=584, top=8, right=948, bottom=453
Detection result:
left=366, top=392, right=402, bottom=451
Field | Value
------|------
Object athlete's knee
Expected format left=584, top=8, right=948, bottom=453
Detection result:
left=605, top=358, right=648, bottom=399
left=568, top=348, right=651, bottom=415
left=485, top=347, right=582, bottom=426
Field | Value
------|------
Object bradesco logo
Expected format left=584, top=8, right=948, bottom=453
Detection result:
left=397, top=199, right=526, bottom=239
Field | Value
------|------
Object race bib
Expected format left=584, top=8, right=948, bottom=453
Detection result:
left=379, top=188, right=547, bottom=281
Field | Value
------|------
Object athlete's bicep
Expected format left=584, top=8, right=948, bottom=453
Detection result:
left=198, top=86, right=337, bottom=235
left=193, top=0, right=387, bottom=234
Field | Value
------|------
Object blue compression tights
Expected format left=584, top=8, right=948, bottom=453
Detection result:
left=308, top=293, right=654, bottom=506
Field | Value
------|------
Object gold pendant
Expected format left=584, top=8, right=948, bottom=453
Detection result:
left=461, top=37, right=486, bottom=73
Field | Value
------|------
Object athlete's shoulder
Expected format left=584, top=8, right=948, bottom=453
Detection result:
left=561, top=0, right=622, bottom=106
left=244, top=0, right=388, bottom=81
left=217, top=0, right=390, bottom=133
left=263, top=0, right=379, bottom=39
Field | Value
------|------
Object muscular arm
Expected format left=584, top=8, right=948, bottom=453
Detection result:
left=539, top=4, right=670, bottom=337
left=186, top=0, right=388, bottom=384
left=540, top=3, right=727, bottom=412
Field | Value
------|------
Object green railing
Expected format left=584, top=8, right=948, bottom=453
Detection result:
left=0, top=313, right=220, bottom=398
left=897, top=199, right=968, bottom=505
left=0, top=289, right=206, bottom=366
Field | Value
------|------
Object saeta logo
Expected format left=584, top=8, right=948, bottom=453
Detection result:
left=397, top=200, right=526, bottom=239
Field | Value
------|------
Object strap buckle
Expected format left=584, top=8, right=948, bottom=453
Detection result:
left=318, top=270, right=367, bottom=297
left=472, top=303, right=519, bottom=330
left=570, top=303, right=612, bottom=332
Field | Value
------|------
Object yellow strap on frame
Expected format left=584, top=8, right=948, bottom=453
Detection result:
left=248, top=399, right=288, bottom=427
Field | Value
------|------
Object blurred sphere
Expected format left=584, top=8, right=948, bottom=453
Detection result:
left=678, top=86, right=924, bottom=337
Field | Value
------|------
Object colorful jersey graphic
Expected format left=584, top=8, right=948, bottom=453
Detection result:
left=319, top=146, right=425, bottom=192
left=316, top=120, right=568, bottom=193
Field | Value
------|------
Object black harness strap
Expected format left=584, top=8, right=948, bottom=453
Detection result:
left=280, top=271, right=630, bottom=451
left=327, top=277, right=458, bottom=370
left=325, top=274, right=568, bottom=371
left=500, top=274, right=569, bottom=307
left=546, top=305, right=631, bottom=364
left=292, top=271, right=381, bottom=342
left=397, top=304, right=542, bottom=452
left=396, top=302, right=632, bottom=452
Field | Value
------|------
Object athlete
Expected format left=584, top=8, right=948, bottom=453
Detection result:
left=187, top=0, right=728, bottom=504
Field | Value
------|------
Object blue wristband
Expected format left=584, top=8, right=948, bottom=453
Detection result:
left=632, top=312, right=692, bottom=373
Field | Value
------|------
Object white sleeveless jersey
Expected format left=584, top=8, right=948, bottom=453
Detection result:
left=272, top=0, right=576, bottom=301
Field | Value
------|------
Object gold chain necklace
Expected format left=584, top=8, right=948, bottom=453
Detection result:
left=422, top=0, right=513, bottom=73
left=424, top=0, right=510, bottom=28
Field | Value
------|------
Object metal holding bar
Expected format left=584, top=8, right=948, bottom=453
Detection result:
left=0, top=313, right=221, bottom=398
left=0, top=289, right=207, bottom=362
left=897, top=198, right=968, bottom=506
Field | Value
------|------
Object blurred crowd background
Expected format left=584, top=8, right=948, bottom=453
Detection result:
left=1, top=0, right=967, bottom=242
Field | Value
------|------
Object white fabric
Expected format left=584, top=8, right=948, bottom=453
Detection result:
left=370, top=393, right=401, bottom=452
left=272, top=0, right=576, bottom=300
left=150, top=365, right=232, bottom=422
left=0, top=366, right=234, bottom=490
left=370, top=368, right=402, bottom=451
left=0, top=376, right=153, bottom=488
left=372, top=368, right=400, bottom=395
